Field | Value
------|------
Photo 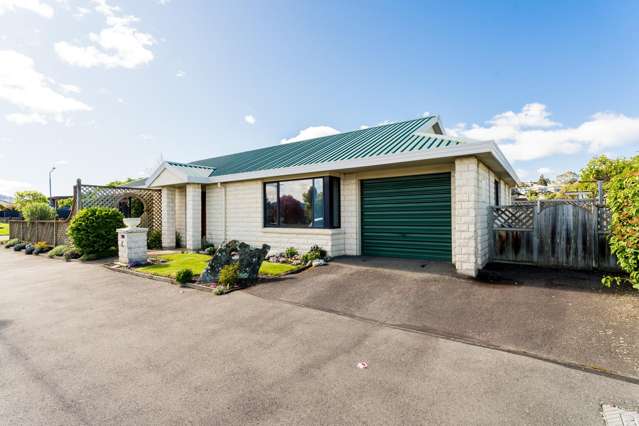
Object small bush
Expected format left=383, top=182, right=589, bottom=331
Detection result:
left=67, top=207, right=124, bottom=257
left=175, top=268, right=193, bottom=285
left=218, top=263, right=240, bottom=288
left=24, top=244, right=34, bottom=255
left=214, top=284, right=230, bottom=295
left=302, top=245, right=327, bottom=263
left=147, top=229, right=162, bottom=250
left=202, top=239, right=215, bottom=250
left=63, top=246, right=82, bottom=261
left=13, top=243, right=26, bottom=251
left=285, top=247, right=298, bottom=258
left=33, top=241, right=51, bottom=255
left=22, top=202, right=56, bottom=222
left=48, top=245, right=67, bottom=258
left=5, top=238, right=21, bottom=248
left=204, top=246, right=216, bottom=256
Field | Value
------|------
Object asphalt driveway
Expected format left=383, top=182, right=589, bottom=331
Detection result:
left=248, top=256, right=639, bottom=380
left=1, top=250, right=638, bottom=425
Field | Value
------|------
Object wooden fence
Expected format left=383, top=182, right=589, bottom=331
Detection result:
left=490, top=200, right=617, bottom=271
left=8, top=220, right=69, bottom=246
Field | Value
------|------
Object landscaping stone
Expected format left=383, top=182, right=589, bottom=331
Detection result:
left=199, top=240, right=270, bottom=286
left=312, top=259, right=327, bottom=267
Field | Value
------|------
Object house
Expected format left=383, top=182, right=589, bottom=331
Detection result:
left=143, top=116, right=519, bottom=277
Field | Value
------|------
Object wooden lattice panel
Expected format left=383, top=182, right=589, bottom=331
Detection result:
left=538, top=199, right=594, bottom=213
left=492, top=205, right=534, bottom=230
left=79, top=184, right=162, bottom=231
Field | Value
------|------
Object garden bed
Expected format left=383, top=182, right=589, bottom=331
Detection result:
left=135, top=253, right=305, bottom=280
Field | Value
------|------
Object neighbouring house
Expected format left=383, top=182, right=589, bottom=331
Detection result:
left=142, top=116, right=519, bottom=277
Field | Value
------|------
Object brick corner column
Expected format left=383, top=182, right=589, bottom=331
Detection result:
left=161, top=187, right=176, bottom=249
left=185, top=183, right=202, bottom=251
left=454, top=157, right=480, bottom=277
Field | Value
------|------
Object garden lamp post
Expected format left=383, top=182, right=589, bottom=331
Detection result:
left=49, top=166, right=56, bottom=205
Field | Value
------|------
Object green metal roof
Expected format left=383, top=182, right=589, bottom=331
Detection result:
left=192, top=116, right=464, bottom=177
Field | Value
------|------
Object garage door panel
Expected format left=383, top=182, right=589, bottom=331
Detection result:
left=361, top=172, right=452, bottom=261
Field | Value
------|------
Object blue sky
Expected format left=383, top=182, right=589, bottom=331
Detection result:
left=0, top=0, right=638, bottom=196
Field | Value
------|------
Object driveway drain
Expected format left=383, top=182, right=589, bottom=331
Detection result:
left=602, top=404, right=639, bottom=426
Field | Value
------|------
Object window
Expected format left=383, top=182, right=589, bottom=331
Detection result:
left=263, top=176, right=340, bottom=228
left=494, top=179, right=500, bottom=206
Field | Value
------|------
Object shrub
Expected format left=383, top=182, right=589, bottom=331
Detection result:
left=204, top=246, right=216, bottom=256
left=67, top=207, right=124, bottom=257
left=14, top=190, right=48, bottom=212
left=13, top=243, right=26, bottom=251
left=175, top=268, right=193, bottom=285
left=5, top=238, right=21, bottom=248
left=302, top=245, right=327, bottom=263
left=603, top=157, right=639, bottom=290
left=48, top=245, right=67, bottom=258
left=24, top=244, right=34, bottom=255
left=33, top=241, right=51, bottom=255
left=63, top=246, right=82, bottom=261
left=202, top=239, right=215, bottom=250
left=22, top=202, right=56, bottom=221
left=285, top=247, right=298, bottom=258
left=218, top=263, right=240, bottom=288
left=147, top=229, right=162, bottom=250
left=214, top=284, right=230, bottom=295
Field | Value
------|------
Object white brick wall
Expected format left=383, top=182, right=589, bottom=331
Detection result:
left=117, top=228, right=148, bottom=265
left=205, top=185, right=225, bottom=245
left=185, top=184, right=201, bottom=250
left=454, top=157, right=480, bottom=276
left=161, top=187, right=176, bottom=248
left=175, top=187, right=186, bottom=245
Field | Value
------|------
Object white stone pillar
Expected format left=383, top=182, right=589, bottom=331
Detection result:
left=454, top=157, right=480, bottom=277
left=118, top=227, right=148, bottom=266
left=175, top=187, right=186, bottom=244
left=161, top=187, right=176, bottom=248
left=185, top=183, right=202, bottom=251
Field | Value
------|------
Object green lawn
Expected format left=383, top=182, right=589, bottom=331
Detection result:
left=0, top=223, right=8, bottom=236
left=137, top=253, right=299, bottom=279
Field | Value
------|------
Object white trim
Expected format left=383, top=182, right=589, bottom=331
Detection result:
left=206, top=141, right=519, bottom=186
left=262, top=227, right=345, bottom=236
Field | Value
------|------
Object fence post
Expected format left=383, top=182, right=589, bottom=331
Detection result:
left=53, top=219, right=57, bottom=246
left=75, top=178, right=82, bottom=212
left=592, top=202, right=599, bottom=269
left=532, top=201, right=541, bottom=263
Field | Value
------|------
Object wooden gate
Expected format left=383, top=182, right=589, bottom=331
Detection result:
left=490, top=200, right=617, bottom=271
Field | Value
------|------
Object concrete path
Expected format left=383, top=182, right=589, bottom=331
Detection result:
left=248, top=256, right=639, bottom=380
left=1, top=250, right=638, bottom=425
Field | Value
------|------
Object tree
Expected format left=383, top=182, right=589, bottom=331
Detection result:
left=106, top=178, right=135, bottom=187
left=14, top=190, right=48, bottom=212
left=57, top=198, right=73, bottom=208
left=537, top=175, right=550, bottom=186
left=580, top=155, right=631, bottom=181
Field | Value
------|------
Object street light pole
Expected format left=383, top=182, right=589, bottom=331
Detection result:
left=49, top=166, right=56, bottom=205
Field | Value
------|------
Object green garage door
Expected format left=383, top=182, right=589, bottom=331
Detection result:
left=361, top=173, right=452, bottom=261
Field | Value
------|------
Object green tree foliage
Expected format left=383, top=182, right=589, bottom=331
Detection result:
left=67, top=207, right=124, bottom=257
left=22, top=202, right=56, bottom=221
left=537, top=175, right=550, bottom=186
left=14, top=190, right=48, bottom=212
left=106, top=178, right=135, bottom=187
left=603, top=156, right=639, bottom=290
left=56, top=198, right=73, bottom=208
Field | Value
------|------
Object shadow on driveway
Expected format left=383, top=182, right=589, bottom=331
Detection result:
left=248, top=256, right=639, bottom=380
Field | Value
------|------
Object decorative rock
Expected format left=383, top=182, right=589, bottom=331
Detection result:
left=199, top=240, right=270, bottom=286
left=312, top=259, right=327, bottom=267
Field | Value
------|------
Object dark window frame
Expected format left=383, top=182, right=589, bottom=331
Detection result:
left=263, top=176, right=340, bottom=229
left=494, top=179, right=500, bottom=206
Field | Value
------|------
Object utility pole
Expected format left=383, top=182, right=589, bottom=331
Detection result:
left=49, top=166, right=56, bottom=205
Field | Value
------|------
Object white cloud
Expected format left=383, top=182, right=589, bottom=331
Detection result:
left=6, top=113, right=47, bottom=125
left=536, top=167, right=552, bottom=175
left=0, top=0, right=54, bottom=18
left=73, top=6, right=90, bottom=19
left=359, top=125, right=369, bottom=130
left=0, top=178, right=34, bottom=196
left=157, top=0, right=171, bottom=5
left=244, top=114, right=256, bottom=125
left=55, top=0, right=155, bottom=69
left=446, top=103, right=639, bottom=162
left=58, top=83, right=81, bottom=94
left=281, top=125, right=340, bottom=144
left=0, top=50, right=91, bottom=125
left=176, top=70, right=185, bottom=78
left=139, top=133, right=153, bottom=142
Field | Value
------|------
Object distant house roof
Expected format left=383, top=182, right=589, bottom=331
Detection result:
left=190, top=116, right=453, bottom=176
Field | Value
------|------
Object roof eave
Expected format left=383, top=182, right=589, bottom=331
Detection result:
left=205, top=142, right=520, bottom=186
